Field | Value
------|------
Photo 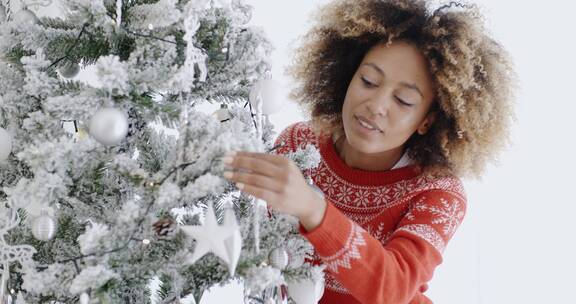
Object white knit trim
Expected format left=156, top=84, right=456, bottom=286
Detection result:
left=320, top=223, right=367, bottom=274
left=325, top=273, right=350, bottom=294
left=395, top=224, right=446, bottom=253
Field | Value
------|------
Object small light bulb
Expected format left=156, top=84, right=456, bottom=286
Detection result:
left=221, top=47, right=228, bottom=53
left=10, top=289, right=15, bottom=294
left=142, top=239, right=151, bottom=245
left=148, top=24, right=154, bottom=30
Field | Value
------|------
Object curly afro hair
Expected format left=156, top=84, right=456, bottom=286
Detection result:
left=286, top=0, right=517, bottom=179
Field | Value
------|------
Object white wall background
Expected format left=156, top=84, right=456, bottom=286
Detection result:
left=30, top=0, right=576, bottom=303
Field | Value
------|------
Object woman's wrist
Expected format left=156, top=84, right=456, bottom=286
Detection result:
left=299, top=191, right=327, bottom=232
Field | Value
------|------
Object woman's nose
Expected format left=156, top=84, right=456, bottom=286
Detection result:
left=365, top=93, right=393, bottom=117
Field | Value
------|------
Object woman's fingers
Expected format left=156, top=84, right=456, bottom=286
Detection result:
left=222, top=152, right=283, bottom=178
left=223, top=170, right=284, bottom=193
left=234, top=151, right=287, bottom=166
left=233, top=179, right=278, bottom=203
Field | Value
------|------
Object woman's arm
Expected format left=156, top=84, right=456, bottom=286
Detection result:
left=298, top=190, right=466, bottom=304
left=222, top=122, right=466, bottom=303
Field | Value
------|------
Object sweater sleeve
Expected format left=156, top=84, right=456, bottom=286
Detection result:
left=298, top=190, right=467, bottom=304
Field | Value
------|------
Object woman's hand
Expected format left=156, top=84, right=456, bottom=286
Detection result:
left=222, top=151, right=327, bottom=231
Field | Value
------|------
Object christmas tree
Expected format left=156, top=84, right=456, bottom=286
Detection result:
left=0, top=0, right=324, bottom=303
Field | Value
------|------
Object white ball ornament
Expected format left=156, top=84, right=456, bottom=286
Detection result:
left=13, top=8, right=38, bottom=25
left=31, top=214, right=57, bottom=241
left=0, top=127, right=12, bottom=162
left=89, top=108, right=129, bottom=146
left=79, top=292, right=90, bottom=304
left=268, top=247, right=289, bottom=270
left=58, top=62, right=80, bottom=79
left=249, top=79, right=284, bottom=115
left=287, top=278, right=325, bottom=304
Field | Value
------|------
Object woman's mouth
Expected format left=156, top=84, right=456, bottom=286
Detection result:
left=354, top=115, right=383, bottom=133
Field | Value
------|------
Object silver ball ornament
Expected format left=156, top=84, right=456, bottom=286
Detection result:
left=268, top=247, right=289, bottom=270
left=13, top=8, right=38, bottom=25
left=287, top=251, right=305, bottom=269
left=0, top=127, right=12, bottom=162
left=89, top=108, right=129, bottom=146
left=58, top=62, right=80, bottom=78
left=212, top=104, right=232, bottom=122
left=31, top=214, right=57, bottom=241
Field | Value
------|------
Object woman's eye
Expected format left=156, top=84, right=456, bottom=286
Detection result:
left=361, top=77, right=376, bottom=88
left=395, top=96, right=413, bottom=107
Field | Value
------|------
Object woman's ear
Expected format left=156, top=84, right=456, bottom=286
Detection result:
left=417, top=111, right=437, bottom=135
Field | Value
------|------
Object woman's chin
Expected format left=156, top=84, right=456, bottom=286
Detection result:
left=345, top=136, right=387, bottom=155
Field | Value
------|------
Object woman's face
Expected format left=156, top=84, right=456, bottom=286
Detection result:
left=341, top=41, right=437, bottom=154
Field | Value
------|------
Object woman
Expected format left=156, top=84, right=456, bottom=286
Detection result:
left=223, top=0, right=516, bottom=303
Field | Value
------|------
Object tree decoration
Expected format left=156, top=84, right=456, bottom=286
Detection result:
left=0, top=127, right=12, bottom=162
left=88, top=107, right=129, bottom=146
left=58, top=61, right=80, bottom=78
left=287, top=278, right=325, bottom=304
left=30, top=212, right=57, bottom=241
left=268, top=247, right=289, bottom=270
left=180, top=202, right=238, bottom=270
left=79, top=292, right=90, bottom=304
left=12, top=7, right=37, bottom=25
left=0, top=262, right=11, bottom=304
left=152, top=216, right=177, bottom=239
left=212, top=103, right=233, bottom=122
left=223, top=207, right=241, bottom=276
left=0, top=4, right=7, bottom=23
left=0, top=202, right=36, bottom=301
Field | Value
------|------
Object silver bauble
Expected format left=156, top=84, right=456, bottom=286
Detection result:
left=13, top=8, right=38, bottom=25
left=58, top=62, right=80, bottom=78
left=31, top=214, right=57, bottom=241
left=0, top=127, right=12, bottom=162
left=268, top=247, right=289, bottom=270
left=89, top=108, right=129, bottom=146
left=212, top=104, right=232, bottom=122
left=287, top=251, right=305, bottom=269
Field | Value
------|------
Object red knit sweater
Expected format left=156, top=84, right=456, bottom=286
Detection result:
left=274, top=122, right=467, bottom=304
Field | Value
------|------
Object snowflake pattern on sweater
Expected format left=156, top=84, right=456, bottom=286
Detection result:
left=274, top=122, right=467, bottom=304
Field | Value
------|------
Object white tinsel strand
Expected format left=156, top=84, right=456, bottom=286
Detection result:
left=176, top=101, right=189, bottom=184
left=252, top=96, right=266, bottom=254
left=116, top=0, right=122, bottom=28
left=5, top=0, right=10, bottom=21
left=0, top=262, right=9, bottom=304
